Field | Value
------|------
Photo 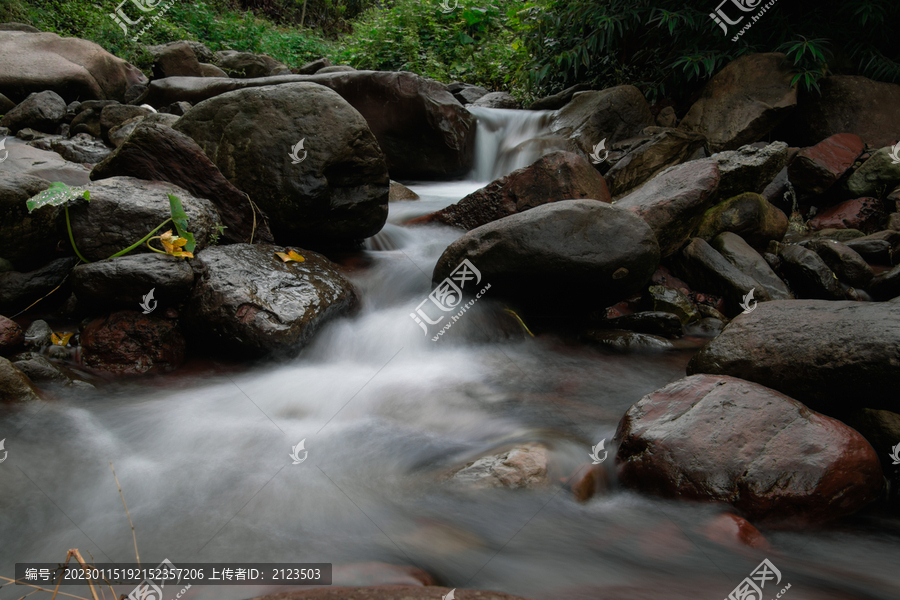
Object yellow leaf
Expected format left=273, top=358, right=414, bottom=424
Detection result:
left=157, top=230, right=191, bottom=258
left=275, top=249, right=305, bottom=263
left=51, top=332, right=74, bottom=346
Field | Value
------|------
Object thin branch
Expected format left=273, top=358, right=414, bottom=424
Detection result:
left=0, top=577, right=91, bottom=600
left=109, top=463, right=140, bottom=567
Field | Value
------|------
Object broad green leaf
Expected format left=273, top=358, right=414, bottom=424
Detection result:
left=27, top=182, right=90, bottom=213
left=167, top=193, right=196, bottom=254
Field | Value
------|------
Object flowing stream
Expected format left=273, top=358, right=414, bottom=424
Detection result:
left=2, top=109, right=900, bottom=600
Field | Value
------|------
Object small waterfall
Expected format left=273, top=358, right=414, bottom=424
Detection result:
left=466, top=106, right=568, bottom=182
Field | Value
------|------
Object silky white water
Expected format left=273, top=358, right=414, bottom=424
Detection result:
left=1, top=109, right=899, bottom=600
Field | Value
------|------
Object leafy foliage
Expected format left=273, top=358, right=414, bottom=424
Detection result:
left=26, top=182, right=89, bottom=213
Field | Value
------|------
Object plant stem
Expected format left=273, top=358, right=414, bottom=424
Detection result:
left=64, top=203, right=91, bottom=263
left=109, top=218, right=172, bottom=258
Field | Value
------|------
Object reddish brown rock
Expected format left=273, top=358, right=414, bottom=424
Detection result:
left=702, top=513, right=769, bottom=550
left=788, top=133, right=864, bottom=196
left=614, top=160, right=720, bottom=257
left=615, top=374, right=883, bottom=524
left=0, top=315, right=24, bottom=355
left=569, top=463, right=611, bottom=502
left=408, top=151, right=609, bottom=230
left=808, top=197, right=885, bottom=234
left=81, top=311, right=186, bottom=375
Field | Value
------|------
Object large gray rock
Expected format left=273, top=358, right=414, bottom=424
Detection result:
left=0, top=31, right=147, bottom=103
left=213, top=50, right=290, bottom=78
left=91, top=120, right=274, bottom=245
left=99, top=104, right=153, bottom=143
left=472, top=92, right=518, bottom=109
left=527, top=83, right=591, bottom=111
left=806, top=239, right=873, bottom=289
left=614, top=160, right=720, bottom=257
left=603, top=127, right=707, bottom=197
left=696, top=192, right=788, bottom=251
left=671, top=238, right=771, bottom=317
left=711, top=232, right=792, bottom=300
left=679, top=53, right=796, bottom=152
left=185, top=244, right=359, bottom=356
left=173, top=82, right=388, bottom=246
left=688, top=300, right=900, bottom=413
left=69, top=177, right=220, bottom=262
left=711, top=142, right=789, bottom=199
left=72, top=254, right=195, bottom=311
left=139, top=71, right=477, bottom=179
left=151, top=41, right=203, bottom=79
left=0, top=90, right=66, bottom=134
left=549, top=87, right=654, bottom=158
left=432, top=199, right=660, bottom=314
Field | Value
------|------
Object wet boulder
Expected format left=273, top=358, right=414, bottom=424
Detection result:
left=0, top=356, right=40, bottom=402
left=615, top=374, right=884, bottom=523
left=614, top=160, right=720, bottom=257
left=582, top=329, right=674, bottom=353
left=672, top=238, right=770, bottom=317
left=408, top=151, right=609, bottom=230
left=81, top=310, right=186, bottom=375
left=549, top=86, right=654, bottom=157
left=868, top=264, right=900, bottom=300
left=688, top=300, right=900, bottom=413
left=0, top=31, right=147, bottom=103
left=696, top=192, right=788, bottom=251
left=0, top=90, right=66, bottom=134
left=69, top=177, right=220, bottom=262
left=151, top=41, right=203, bottom=79
left=808, top=197, right=886, bottom=234
left=448, top=82, right=488, bottom=104
left=647, top=285, right=699, bottom=324
left=442, top=443, right=551, bottom=490
left=184, top=244, right=359, bottom=357
left=0, top=257, right=78, bottom=313
left=472, top=91, right=518, bottom=109
left=432, top=200, right=660, bottom=315
left=678, top=53, right=796, bottom=152
left=99, top=104, right=153, bottom=143
left=777, top=245, right=844, bottom=300
left=213, top=50, right=290, bottom=78
left=805, top=239, right=873, bottom=288
left=788, top=133, right=864, bottom=196
left=0, top=315, right=23, bottom=355
left=603, top=127, right=707, bottom=197
left=72, top=254, right=195, bottom=311
left=710, top=232, right=792, bottom=300
left=712, top=142, right=789, bottom=199
left=785, top=75, right=900, bottom=148
left=173, top=82, right=388, bottom=246
left=847, top=147, right=900, bottom=198
left=91, top=120, right=272, bottom=244
left=143, top=71, right=476, bottom=179
left=0, top=172, right=56, bottom=270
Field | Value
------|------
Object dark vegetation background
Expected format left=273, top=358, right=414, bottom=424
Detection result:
left=0, top=0, right=897, bottom=106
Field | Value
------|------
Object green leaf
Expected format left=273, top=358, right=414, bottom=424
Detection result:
left=167, top=193, right=196, bottom=253
left=27, top=182, right=90, bottom=213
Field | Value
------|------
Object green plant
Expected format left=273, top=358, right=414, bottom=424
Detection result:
left=26, top=183, right=194, bottom=263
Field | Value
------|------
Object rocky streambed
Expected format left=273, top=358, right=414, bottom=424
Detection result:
left=1, top=28, right=900, bottom=600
